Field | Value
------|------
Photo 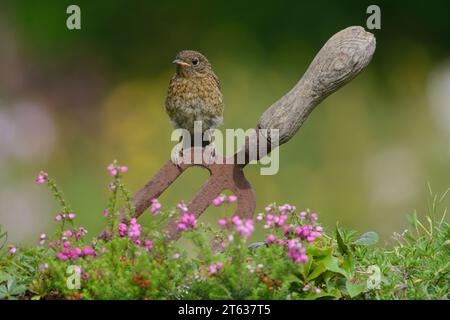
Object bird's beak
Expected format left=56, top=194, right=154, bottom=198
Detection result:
left=172, top=59, right=191, bottom=67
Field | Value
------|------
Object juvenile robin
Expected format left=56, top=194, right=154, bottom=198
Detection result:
left=165, top=50, right=224, bottom=153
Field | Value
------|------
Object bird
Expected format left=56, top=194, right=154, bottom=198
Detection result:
left=165, top=50, right=224, bottom=150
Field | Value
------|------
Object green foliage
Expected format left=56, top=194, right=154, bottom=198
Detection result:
left=1, top=168, right=448, bottom=300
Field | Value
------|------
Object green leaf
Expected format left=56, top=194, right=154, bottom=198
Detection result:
left=323, top=255, right=349, bottom=277
left=345, top=280, right=366, bottom=298
left=407, top=211, right=418, bottom=229
left=353, top=232, right=379, bottom=246
left=336, top=224, right=349, bottom=255
left=306, top=261, right=327, bottom=281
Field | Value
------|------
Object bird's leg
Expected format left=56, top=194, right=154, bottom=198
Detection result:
left=202, top=130, right=217, bottom=164
left=171, top=135, right=186, bottom=165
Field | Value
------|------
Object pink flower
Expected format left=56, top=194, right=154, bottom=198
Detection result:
left=128, top=218, right=142, bottom=241
left=256, top=213, right=264, bottom=222
left=150, top=199, right=161, bottom=215
left=63, top=241, right=71, bottom=248
left=8, top=246, right=17, bottom=255
left=118, top=223, right=127, bottom=237
left=176, top=213, right=197, bottom=231
left=227, top=195, right=238, bottom=203
left=310, top=213, right=318, bottom=221
left=103, top=209, right=109, bottom=217
left=54, top=214, right=63, bottom=221
left=208, top=261, right=224, bottom=275
left=134, top=239, right=142, bottom=246
left=218, top=218, right=227, bottom=227
left=173, top=253, right=180, bottom=259
left=64, top=230, right=73, bottom=237
left=144, top=240, right=153, bottom=251
left=38, top=263, right=49, bottom=270
left=56, top=252, right=69, bottom=261
left=83, top=246, right=95, bottom=256
left=67, top=213, right=76, bottom=220
left=266, top=234, right=276, bottom=244
left=120, top=166, right=128, bottom=172
left=285, top=239, right=308, bottom=264
left=212, top=195, right=226, bottom=207
left=39, top=233, right=47, bottom=245
left=208, top=264, right=218, bottom=275
left=231, top=216, right=254, bottom=239
left=35, top=171, right=48, bottom=185
left=177, top=202, right=188, bottom=212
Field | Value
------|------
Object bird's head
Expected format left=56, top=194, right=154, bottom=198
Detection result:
left=172, top=50, right=212, bottom=76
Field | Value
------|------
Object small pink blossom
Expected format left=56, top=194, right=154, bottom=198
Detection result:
left=144, top=240, right=153, bottom=251
left=173, top=253, right=181, bottom=259
left=56, top=252, right=69, bottom=261
left=8, top=246, right=17, bottom=255
left=208, top=261, right=224, bottom=275
left=35, top=171, right=48, bottom=185
left=103, top=209, right=109, bottom=217
left=64, top=230, right=73, bottom=237
left=266, top=234, right=276, bottom=244
left=218, top=218, right=227, bottom=227
left=227, top=195, right=238, bottom=203
left=54, top=214, right=63, bottom=222
left=38, top=263, right=49, bottom=270
left=177, top=202, right=188, bottom=212
left=231, top=216, right=254, bottom=239
left=67, top=213, right=76, bottom=220
left=83, top=246, right=95, bottom=256
left=118, top=223, right=127, bottom=237
left=150, top=199, right=161, bottom=215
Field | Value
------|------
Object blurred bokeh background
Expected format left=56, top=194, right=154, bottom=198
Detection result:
left=1, top=0, right=449, bottom=245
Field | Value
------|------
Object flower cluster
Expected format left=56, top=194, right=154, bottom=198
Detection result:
left=286, top=239, right=308, bottom=263
left=54, top=212, right=76, bottom=221
left=218, top=215, right=254, bottom=239
left=208, top=261, right=224, bottom=276
left=118, top=218, right=154, bottom=250
left=39, top=233, right=46, bottom=245
left=55, top=244, right=98, bottom=261
left=107, top=162, right=128, bottom=177
left=212, top=194, right=237, bottom=207
left=176, top=213, right=197, bottom=232
left=257, top=205, right=323, bottom=264
left=295, top=225, right=322, bottom=243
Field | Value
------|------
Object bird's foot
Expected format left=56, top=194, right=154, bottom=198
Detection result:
left=203, top=143, right=217, bottom=164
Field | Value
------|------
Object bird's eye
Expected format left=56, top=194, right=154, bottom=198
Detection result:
left=192, top=58, right=199, bottom=66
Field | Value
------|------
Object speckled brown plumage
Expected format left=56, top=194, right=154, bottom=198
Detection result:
left=165, top=50, right=223, bottom=136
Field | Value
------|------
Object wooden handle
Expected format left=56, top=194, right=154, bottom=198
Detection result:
left=257, top=26, right=376, bottom=145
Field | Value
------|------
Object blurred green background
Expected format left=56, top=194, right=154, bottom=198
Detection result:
left=1, top=0, right=449, bottom=244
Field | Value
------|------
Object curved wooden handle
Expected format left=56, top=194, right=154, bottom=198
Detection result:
left=257, top=26, right=376, bottom=145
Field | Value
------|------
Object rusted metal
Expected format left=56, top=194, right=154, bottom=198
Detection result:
left=131, top=147, right=256, bottom=241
